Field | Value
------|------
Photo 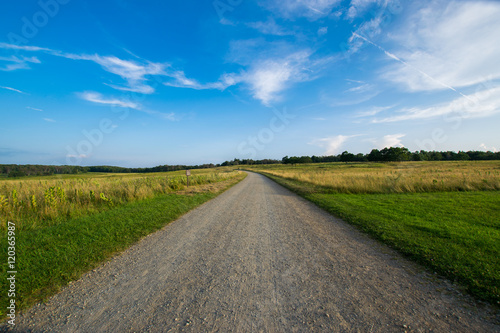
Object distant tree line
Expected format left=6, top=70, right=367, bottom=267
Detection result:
left=0, top=163, right=217, bottom=178
left=281, top=147, right=500, bottom=164
left=0, top=164, right=88, bottom=178
left=220, top=159, right=281, bottom=166
left=2, top=148, right=499, bottom=178
left=87, top=164, right=217, bottom=173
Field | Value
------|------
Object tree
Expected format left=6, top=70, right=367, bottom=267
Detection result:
left=428, top=151, right=443, bottom=161
left=298, top=156, right=313, bottom=164
left=380, top=147, right=411, bottom=162
left=367, top=149, right=382, bottom=161
left=456, top=151, right=470, bottom=160
left=340, top=151, right=355, bottom=163
left=8, top=170, right=26, bottom=178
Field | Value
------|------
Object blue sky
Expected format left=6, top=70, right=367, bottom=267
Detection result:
left=1, top=0, right=499, bottom=167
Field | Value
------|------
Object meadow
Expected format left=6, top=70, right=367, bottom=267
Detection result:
left=243, top=160, right=500, bottom=194
left=0, top=169, right=245, bottom=318
left=0, top=169, right=239, bottom=231
left=245, top=161, right=500, bottom=305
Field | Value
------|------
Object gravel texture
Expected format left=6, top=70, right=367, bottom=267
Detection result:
left=2, top=172, right=499, bottom=332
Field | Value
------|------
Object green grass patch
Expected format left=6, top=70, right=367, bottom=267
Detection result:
left=0, top=174, right=245, bottom=318
left=0, top=169, right=242, bottom=231
left=261, top=172, right=500, bottom=305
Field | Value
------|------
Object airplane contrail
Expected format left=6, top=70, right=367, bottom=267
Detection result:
left=352, top=32, right=474, bottom=102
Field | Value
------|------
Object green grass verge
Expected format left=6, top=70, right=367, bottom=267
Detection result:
left=0, top=174, right=245, bottom=318
left=260, top=172, right=500, bottom=305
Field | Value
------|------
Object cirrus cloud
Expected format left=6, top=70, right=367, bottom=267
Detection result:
left=260, top=0, right=341, bottom=20
left=79, top=91, right=140, bottom=109
left=0, top=86, right=28, bottom=94
left=372, top=86, right=500, bottom=123
left=383, top=1, right=500, bottom=92
left=310, top=134, right=359, bottom=155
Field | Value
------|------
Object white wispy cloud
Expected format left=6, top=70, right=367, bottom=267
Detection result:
left=242, top=50, right=329, bottom=105
left=163, top=71, right=239, bottom=90
left=345, top=79, right=364, bottom=84
left=79, top=91, right=177, bottom=120
left=372, top=86, right=500, bottom=123
left=353, top=32, right=471, bottom=98
left=354, top=105, right=392, bottom=118
left=142, top=109, right=178, bottom=121
left=0, top=42, right=238, bottom=95
left=323, top=91, right=379, bottom=107
left=43, top=118, right=56, bottom=123
left=0, top=40, right=332, bottom=105
left=66, top=153, right=88, bottom=159
left=322, top=79, right=379, bottom=107
left=345, top=82, right=373, bottom=93
left=347, top=0, right=398, bottom=19
left=367, top=133, right=405, bottom=149
left=79, top=91, right=140, bottom=109
left=219, top=18, right=236, bottom=26
left=70, top=52, right=234, bottom=93
left=0, top=55, right=40, bottom=71
left=0, top=43, right=52, bottom=52
left=479, top=143, right=498, bottom=153
left=94, top=56, right=165, bottom=94
left=347, top=0, right=371, bottom=18
left=27, top=106, right=43, bottom=111
left=380, top=133, right=405, bottom=148
left=345, top=0, right=403, bottom=56
left=0, top=86, right=28, bottom=94
left=383, top=1, right=500, bottom=92
left=245, top=59, right=295, bottom=105
left=0, top=43, right=167, bottom=93
left=261, top=0, right=341, bottom=20
left=64, top=53, right=166, bottom=94
left=247, top=18, right=293, bottom=36
left=310, top=134, right=357, bottom=155
left=227, top=39, right=334, bottom=105
left=318, top=27, right=328, bottom=36
left=347, top=16, right=383, bottom=54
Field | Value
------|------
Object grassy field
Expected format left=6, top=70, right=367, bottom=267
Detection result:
left=0, top=169, right=245, bottom=318
left=244, top=160, right=500, bottom=194
left=0, top=168, right=239, bottom=231
left=245, top=161, right=500, bottom=305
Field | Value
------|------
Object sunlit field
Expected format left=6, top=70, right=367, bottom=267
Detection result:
left=244, top=160, right=500, bottom=194
left=0, top=168, right=241, bottom=231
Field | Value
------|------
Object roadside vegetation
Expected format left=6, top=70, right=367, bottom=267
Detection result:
left=0, top=169, right=245, bottom=318
left=244, top=160, right=500, bottom=194
left=245, top=161, right=500, bottom=305
left=0, top=169, right=239, bottom=231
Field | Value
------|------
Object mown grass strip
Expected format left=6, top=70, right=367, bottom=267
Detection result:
left=259, top=172, right=500, bottom=305
left=0, top=174, right=245, bottom=318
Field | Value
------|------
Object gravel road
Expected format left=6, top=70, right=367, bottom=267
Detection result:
left=3, top=172, right=499, bottom=332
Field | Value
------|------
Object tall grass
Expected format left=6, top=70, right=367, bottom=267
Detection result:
left=245, top=161, right=500, bottom=194
left=0, top=170, right=241, bottom=231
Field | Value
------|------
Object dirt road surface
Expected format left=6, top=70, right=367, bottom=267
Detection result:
left=3, top=172, right=499, bottom=332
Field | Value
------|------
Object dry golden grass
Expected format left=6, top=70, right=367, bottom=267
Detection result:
left=0, top=169, right=242, bottom=230
left=246, top=161, right=500, bottom=194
